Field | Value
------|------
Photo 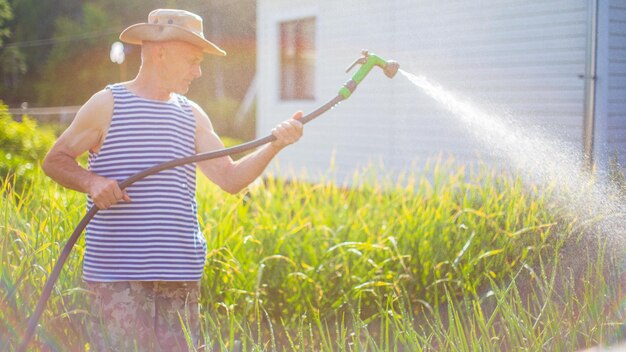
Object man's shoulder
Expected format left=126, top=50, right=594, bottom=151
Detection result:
left=84, top=88, right=114, bottom=110
left=72, top=88, right=114, bottom=126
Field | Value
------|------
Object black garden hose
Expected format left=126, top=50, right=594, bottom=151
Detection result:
left=17, top=95, right=344, bottom=352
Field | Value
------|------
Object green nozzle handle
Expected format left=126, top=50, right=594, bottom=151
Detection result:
left=338, top=50, right=400, bottom=99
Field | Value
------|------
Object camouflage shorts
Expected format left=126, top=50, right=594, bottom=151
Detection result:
left=85, top=281, right=200, bottom=352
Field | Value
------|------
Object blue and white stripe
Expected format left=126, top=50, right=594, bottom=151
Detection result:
left=83, top=84, right=205, bottom=282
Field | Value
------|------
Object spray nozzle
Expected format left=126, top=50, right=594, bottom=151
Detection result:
left=339, top=50, right=400, bottom=99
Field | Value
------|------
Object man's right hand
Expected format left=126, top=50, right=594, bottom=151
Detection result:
left=88, top=176, right=131, bottom=209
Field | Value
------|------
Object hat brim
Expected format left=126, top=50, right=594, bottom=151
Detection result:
left=120, top=23, right=226, bottom=56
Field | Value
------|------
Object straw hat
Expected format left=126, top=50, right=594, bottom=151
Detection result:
left=120, top=9, right=226, bottom=56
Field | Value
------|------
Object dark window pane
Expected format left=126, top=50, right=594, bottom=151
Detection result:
left=280, top=17, right=315, bottom=100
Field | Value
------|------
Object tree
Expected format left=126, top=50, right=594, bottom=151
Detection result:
left=0, top=46, right=26, bottom=88
left=0, top=0, right=71, bottom=104
left=35, top=2, right=124, bottom=105
left=0, top=0, right=11, bottom=47
left=1, top=0, right=257, bottom=139
left=0, top=0, right=25, bottom=96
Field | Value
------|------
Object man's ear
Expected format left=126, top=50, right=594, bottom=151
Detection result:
left=142, top=41, right=165, bottom=62
left=146, top=41, right=165, bottom=60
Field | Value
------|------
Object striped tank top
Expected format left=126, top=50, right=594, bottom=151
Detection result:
left=83, top=84, right=206, bottom=282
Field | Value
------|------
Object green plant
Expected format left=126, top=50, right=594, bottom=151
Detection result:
left=0, top=102, right=55, bottom=184
left=1, top=160, right=623, bottom=351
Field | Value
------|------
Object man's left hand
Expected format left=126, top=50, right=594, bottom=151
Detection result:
left=270, top=111, right=304, bottom=150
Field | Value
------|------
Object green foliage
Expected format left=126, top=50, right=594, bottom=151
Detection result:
left=1, top=0, right=256, bottom=149
left=197, top=162, right=557, bottom=325
left=0, top=46, right=27, bottom=80
left=0, top=0, right=11, bottom=46
left=0, top=102, right=55, bottom=182
left=2, top=159, right=622, bottom=350
left=2, top=0, right=256, bottom=116
left=35, top=2, right=122, bottom=106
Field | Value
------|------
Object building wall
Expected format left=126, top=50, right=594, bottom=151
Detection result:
left=257, top=0, right=591, bottom=182
left=606, top=0, right=626, bottom=167
left=593, top=0, right=626, bottom=173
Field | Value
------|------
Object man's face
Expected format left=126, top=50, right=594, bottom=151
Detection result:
left=158, top=41, right=204, bottom=95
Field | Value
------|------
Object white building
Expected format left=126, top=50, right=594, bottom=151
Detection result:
left=256, top=0, right=626, bottom=182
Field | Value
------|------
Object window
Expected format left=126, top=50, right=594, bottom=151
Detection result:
left=280, top=17, right=315, bottom=100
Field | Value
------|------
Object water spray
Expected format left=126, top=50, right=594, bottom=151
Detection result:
left=17, top=50, right=399, bottom=352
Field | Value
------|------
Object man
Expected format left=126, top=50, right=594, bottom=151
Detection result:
left=42, top=9, right=303, bottom=351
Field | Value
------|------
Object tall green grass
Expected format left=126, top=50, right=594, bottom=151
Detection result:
left=1, top=160, right=624, bottom=351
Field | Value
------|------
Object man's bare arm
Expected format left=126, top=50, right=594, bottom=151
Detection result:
left=42, top=89, right=130, bottom=209
left=192, top=102, right=303, bottom=194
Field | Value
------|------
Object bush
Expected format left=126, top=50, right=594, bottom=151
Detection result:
left=0, top=101, right=55, bottom=183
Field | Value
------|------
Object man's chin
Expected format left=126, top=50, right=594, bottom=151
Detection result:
left=174, top=84, right=191, bottom=95
left=176, top=87, right=190, bottom=95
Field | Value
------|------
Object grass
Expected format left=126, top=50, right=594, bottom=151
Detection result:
left=0, top=159, right=624, bottom=351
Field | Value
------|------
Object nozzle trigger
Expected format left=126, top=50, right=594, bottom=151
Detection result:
left=345, top=57, right=366, bottom=73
